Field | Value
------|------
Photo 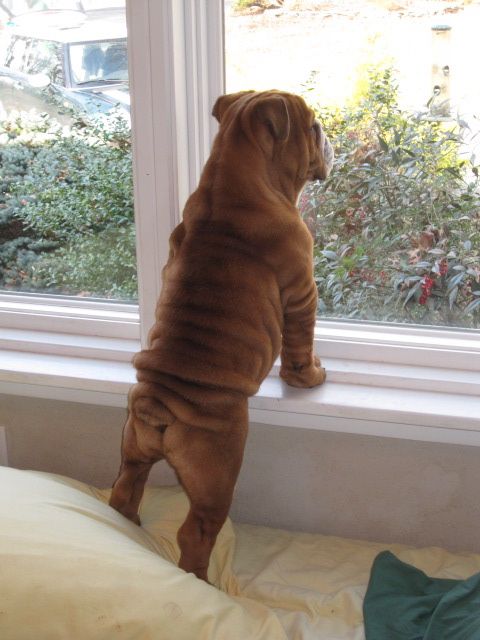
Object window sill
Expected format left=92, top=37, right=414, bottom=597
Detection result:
left=1, top=337, right=479, bottom=447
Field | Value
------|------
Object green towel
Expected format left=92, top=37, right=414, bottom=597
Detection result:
left=363, top=551, right=480, bottom=639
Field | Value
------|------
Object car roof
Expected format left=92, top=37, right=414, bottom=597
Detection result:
left=5, top=9, right=126, bottom=44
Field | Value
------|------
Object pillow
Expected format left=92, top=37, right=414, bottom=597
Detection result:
left=92, top=483, right=238, bottom=592
left=0, top=466, right=286, bottom=640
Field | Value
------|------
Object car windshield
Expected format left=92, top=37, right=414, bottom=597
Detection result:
left=68, top=40, right=128, bottom=85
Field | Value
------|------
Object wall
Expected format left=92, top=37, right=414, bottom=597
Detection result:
left=1, top=392, right=479, bottom=553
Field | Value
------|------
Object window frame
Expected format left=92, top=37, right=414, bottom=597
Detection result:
left=0, top=0, right=478, bottom=425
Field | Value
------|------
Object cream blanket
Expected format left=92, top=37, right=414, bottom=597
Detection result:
left=1, top=466, right=479, bottom=639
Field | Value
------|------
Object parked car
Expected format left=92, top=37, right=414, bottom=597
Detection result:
left=0, top=8, right=129, bottom=123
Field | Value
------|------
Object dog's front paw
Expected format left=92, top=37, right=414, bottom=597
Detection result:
left=280, top=356, right=326, bottom=388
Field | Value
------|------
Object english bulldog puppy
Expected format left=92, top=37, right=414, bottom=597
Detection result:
left=110, top=90, right=333, bottom=582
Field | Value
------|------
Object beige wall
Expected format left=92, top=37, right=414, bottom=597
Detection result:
left=1, top=392, right=479, bottom=553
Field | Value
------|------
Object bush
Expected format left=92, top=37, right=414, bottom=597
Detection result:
left=233, top=0, right=281, bottom=10
left=0, top=112, right=136, bottom=299
left=31, top=226, right=137, bottom=299
left=302, top=66, right=480, bottom=328
left=2, top=71, right=479, bottom=324
left=0, top=131, right=48, bottom=289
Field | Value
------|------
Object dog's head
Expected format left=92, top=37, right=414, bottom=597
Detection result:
left=212, top=90, right=333, bottom=193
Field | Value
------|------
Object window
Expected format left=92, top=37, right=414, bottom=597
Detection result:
left=5, top=35, right=27, bottom=72
left=69, top=40, right=128, bottom=85
left=0, top=0, right=478, bottom=440
left=25, top=39, right=63, bottom=81
left=0, top=3, right=135, bottom=304
left=224, top=0, right=480, bottom=332
left=127, top=0, right=478, bottom=375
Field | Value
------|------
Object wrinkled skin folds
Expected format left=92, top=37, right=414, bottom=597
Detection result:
left=109, top=90, right=334, bottom=582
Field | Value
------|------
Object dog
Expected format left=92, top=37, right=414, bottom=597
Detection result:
left=109, top=90, right=333, bottom=582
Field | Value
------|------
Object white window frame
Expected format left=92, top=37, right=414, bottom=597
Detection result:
left=0, top=0, right=479, bottom=446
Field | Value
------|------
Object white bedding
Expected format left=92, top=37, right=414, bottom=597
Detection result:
left=1, top=466, right=479, bottom=639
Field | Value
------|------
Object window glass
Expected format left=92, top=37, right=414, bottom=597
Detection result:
left=0, top=1, right=135, bottom=301
left=224, top=0, right=480, bottom=329
left=69, top=40, right=128, bottom=85
left=25, top=40, right=63, bottom=83
left=5, top=36, right=28, bottom=72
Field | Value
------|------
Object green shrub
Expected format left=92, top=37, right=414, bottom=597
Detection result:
left=0, top=112, right=136, bottom=299
left=31, top=225, right=137, bottom=299
left=0, top=131, right=50, bottom=289
left=2, top=72, right=479, bottom=323
left=233, top=0, right=274, bottom=10
left=18, top=137, right=133, bottom=240
left=303, top=66, right=480, bottom=327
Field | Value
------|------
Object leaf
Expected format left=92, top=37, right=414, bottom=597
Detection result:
left=340, top=245, right=353, bottom=258
left=464, top=240, right=472, bottom=251
left=444, top=167, right=461, bottom=178
left=448, top=286, right=458, bottom=309
left=447, top=272, right=465, bottom=290
left=465, top=298, right=480, bottom=314
left=400, top=147, right=417, bottom=158
left=318, top=299, right=328, bottom=312
left=378, top=135, right=389, bottom=152
left=321, top=250, right=338, bottom=261
left=403, top=282, right=420, bottom=307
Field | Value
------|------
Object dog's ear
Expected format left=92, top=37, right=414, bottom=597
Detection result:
left=244, top=94, right=290, bottom=158
left=212, top=91, right=254, bottom=123
left=254, top=95, right=290, bottom=143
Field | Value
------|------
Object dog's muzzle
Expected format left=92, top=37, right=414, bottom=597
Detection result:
left=311, top=132, right=334, bottom=182
left=323, top=136, right=334, bottom=179
left=323, top=136, right=334, bottom=174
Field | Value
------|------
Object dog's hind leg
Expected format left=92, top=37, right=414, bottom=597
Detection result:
left=110, top=398, right=173, bottom=525
left=109, top=416, right=159, bottom=525
left=110, top=460, right=154, bottom=525
left=110, top=388, right=173, bottom=524
left=164, top=416, right=247, bottom=582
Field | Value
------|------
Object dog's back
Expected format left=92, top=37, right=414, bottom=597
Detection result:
left=136, top=218, right=283, bottom=399
left=110, top=90, right=332, bottom=582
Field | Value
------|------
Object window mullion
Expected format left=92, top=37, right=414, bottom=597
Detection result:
left=127, top=0, right=180, bottom=346
left=127, top=0, right=224, bottom=346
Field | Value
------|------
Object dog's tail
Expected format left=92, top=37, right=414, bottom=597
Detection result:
left=129, top=383, right=175, bottom=431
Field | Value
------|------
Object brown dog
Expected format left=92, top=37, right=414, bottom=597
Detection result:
left=109, top=90, right=333, bottom=582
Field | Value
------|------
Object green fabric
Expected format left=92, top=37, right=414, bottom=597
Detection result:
left=363, top=551, right=480, bottom=640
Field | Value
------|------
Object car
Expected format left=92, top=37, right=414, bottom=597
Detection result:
left=0, top=8, right=129, bottom=123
